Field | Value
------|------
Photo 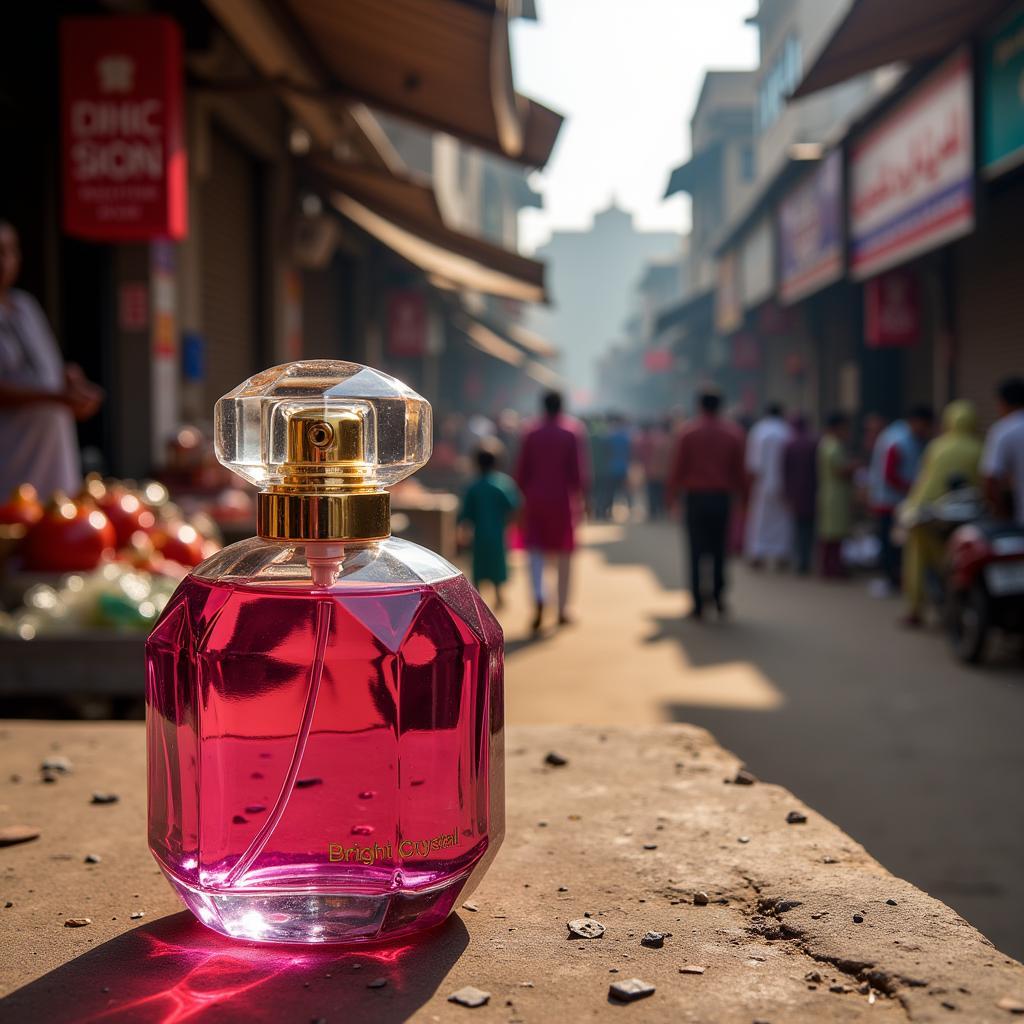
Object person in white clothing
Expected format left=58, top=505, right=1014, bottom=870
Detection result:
left=982, top=377, right=1024, bottom=525
left=744, top=402, right=794, bottom=566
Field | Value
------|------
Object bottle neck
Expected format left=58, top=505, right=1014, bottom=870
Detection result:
left=256, top=490, right=390, bottom=542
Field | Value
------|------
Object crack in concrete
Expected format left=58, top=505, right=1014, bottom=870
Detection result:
left=741, top=889, right=919, bottom=1020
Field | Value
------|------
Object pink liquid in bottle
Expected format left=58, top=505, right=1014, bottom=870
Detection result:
left=147, top=550, right=504, bottom=944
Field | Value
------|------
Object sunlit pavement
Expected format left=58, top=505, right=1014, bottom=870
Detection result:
left=481, top=519, right=1024, bottom=961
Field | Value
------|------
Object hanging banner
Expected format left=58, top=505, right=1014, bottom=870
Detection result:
left=778, top=150, right=843, bottom=303
left=61, top=15, right=187, bottom=241
left=387, top=290, right=428, bottom=357
left=715, top=250, right=742, bottom=334
left=864, top=269, right=921, bottom=348
left=849, top=50, right=973, bottom=280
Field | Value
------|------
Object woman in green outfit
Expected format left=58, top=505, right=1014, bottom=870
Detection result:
left=817, top=412, right=855, bottom=578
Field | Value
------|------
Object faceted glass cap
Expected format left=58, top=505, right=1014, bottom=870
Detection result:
left=214, top=361, right=432, bottom=490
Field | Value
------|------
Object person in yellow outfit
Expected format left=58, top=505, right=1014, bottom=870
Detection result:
left=900, top=400, right=983, bottom=626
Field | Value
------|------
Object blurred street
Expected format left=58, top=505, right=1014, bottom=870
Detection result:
left=496, top=520, right=1024, bottom=961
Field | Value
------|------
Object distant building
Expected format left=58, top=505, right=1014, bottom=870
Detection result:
left=526, top=202, right=680, bottom=407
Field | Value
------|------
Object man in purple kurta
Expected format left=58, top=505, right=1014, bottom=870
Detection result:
left=515, top=390, right=589, bottom=632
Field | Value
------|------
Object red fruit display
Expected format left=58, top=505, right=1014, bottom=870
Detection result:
left=0, top=484, right=44, bottom=533
left=98, top=488, right=157, bottom=548
left=152, top=522, right=207, bottom=567
left=22, top=495, right=116, bottom=572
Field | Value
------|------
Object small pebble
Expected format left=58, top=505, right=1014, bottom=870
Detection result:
left=640, top=931, right=669, bottom=948
left=830, top=983, right=851, bottom=993
left=642, top=843, right=657, bottom=850
left=462, top=901, right=479, bottom=912
left=0, top=825, right=41, bottom=847
left=609, top=978, right=655, bottom=1003
left=91, top=793, right=119, bottom=805
left=996, top=996, right=1024, bottom=1014
left=448, top=986, right=491, bottom=1008
left=733, top=768, right=757, bottom=785
left=786, top=810, right=808, bottom=825
left=4, top=902, right=12, bottom=908
left=10, top=774, right=22, bottom=783
left=41, top=756, right=72, bottom=774
left=823, top=856, right=839, bottom=864
left=858, top=982, right=871, bottom=995
left=567, top=918, right=605, bottom=939
left=557, top=886, right=569, bottom=892
left=853, top=914, right=864, bottom=924
left=544, top=752, right=568, bottom=767
left=41, top=771, right=59, bottom=784
left=805, top=970, right=822, bottom=983
left=738, top=836, right=751, bottom=844
left=295, top=778, right=322, bottom=789
left=693, top=892, right=709, bottom=906
left=64, top=918, right=91, bottom=927
left=518, top=981, right=534, bottom=988
left=679, top=965, right=705, bottom=975
left=886, top=898, right=898, bottom=906
left=84, top=854, right=101, bottom=864
left=130, top=911, right=145, bottom=920
left=367, top=978, right=387, bottom=989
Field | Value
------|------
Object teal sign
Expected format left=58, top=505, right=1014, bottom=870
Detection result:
left=983, top=6, right=1024, bottom=176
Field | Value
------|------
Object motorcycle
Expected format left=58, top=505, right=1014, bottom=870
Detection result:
left=897, top=484, right=1024, bottom=662
left=945, top=515, right=1024, bottom=664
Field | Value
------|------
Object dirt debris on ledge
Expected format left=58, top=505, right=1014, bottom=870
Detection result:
left=0, top=721, right=1022, bottom=1022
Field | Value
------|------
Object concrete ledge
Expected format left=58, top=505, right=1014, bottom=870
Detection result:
left=0, top=721, right=1022, bottom=1022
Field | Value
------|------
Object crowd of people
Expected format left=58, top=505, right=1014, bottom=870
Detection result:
left=453, top=377, right=1024, bottom=633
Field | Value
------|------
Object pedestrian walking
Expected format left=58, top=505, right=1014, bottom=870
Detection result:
left=817, top=412, right=855, bottom=579
left=605, top=414, right=632, bottom=520
left=867, top=406, right=934, bottom=591
left=982, top=377, right=1024, bottom=524
left=901, top=400, right=983, bottom=626
left=667, top=389, right=745, bottom=620
left=782, top=414, right=818, bottom=575
left=0, top=219, right=103, bottom=499
left=515, top=390, right=589, bottom=632
left=641, top=418, right=674, bottom=520
left=744, top=403, right=794, bottom=567
left=459, top=443, right=521, bottom=611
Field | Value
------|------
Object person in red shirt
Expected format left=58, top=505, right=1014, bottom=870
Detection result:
left=668, top=389, right=745, bottom=619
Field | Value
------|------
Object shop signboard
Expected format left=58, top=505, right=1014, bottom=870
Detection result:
left=982, top=6, right=1024, bottom=177
left=739, top=217, right=774, bottom=310
left=387, top=290, right=428, bottom=357
left=849, top=50, right=973, bottom=280
left=778, top=150, right=843, bottom=304
left=643, top=347, right=673, bottom=373
left=61, top=15, right=187, bottom=241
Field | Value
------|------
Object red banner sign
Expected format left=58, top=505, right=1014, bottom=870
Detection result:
left=387, top=290, right=428, bottom=357
left=864, top=270, right=921, bottom=348
left=61, top=16, right=187, bottom=241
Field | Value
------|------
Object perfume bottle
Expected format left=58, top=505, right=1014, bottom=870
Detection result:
left=146, top=361, right=504, bottom=944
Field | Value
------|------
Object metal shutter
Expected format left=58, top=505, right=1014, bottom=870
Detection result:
left=200, top=127, right=261, bottom=408
left=955, top=185, right=1024, bottom=427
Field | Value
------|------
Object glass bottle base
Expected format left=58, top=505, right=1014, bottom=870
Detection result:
left=163, top=869, right=471, bottom=945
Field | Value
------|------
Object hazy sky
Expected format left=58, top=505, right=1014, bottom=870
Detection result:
left=511, top=0, right=758, bottom=253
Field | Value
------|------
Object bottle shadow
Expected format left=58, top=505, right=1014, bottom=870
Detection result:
left=1, top=910, right=470, bottom=1024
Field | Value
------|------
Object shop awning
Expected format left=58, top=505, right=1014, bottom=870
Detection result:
left=278, top=0, right=563, bottom=167
left=524, top=359, right=563, bottom=388
left=332, top=194, right=547, bottom=303
left=455, top=313, right=527, bottom=368
left=663, top=145, right=722, bottom=197
left=792, top=0, right=1010, bottom=98
left=503, top=320, right=558, bottom=359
